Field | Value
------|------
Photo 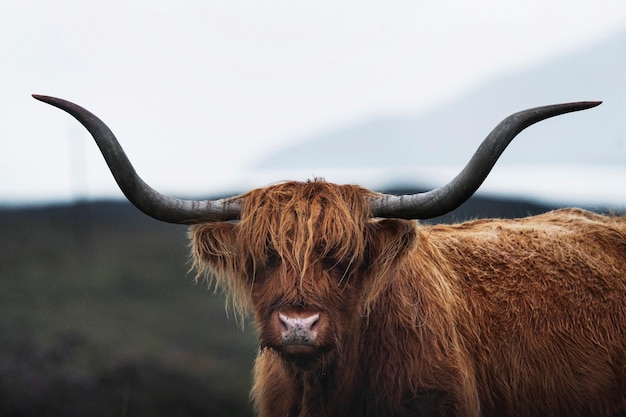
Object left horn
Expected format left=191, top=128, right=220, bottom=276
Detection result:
left=369, top=101, right=602, bottom=219
left=33, top=95, right=242, bottom=224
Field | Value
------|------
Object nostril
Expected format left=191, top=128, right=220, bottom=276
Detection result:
left=306, top=313, right=320, bottom=330
left=278, top=313, right=290, bottom=331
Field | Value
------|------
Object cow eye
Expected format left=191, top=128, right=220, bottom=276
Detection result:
left=266, top=249, right=281, bottom=269
left=321, top=256, right=337, bottom=270
left=321, top=255, right=348, bottom=274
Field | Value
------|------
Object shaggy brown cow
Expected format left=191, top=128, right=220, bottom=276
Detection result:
left=34, top=95, right=626, bottom=417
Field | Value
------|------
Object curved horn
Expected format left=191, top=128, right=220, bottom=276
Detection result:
left=369, top=101, right=602, bottom=219
left=33, top=95, right=242, bottom=224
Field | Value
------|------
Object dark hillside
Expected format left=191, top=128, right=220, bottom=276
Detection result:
left=0, top=201, right=257, bottom=417
left=0, top=194, right=573, bottom=416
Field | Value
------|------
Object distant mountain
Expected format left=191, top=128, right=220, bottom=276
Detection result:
left=256, top=29, right=626, bottom=171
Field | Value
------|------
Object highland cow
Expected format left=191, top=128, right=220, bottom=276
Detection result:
left=34, top=95, right=626, bottom=417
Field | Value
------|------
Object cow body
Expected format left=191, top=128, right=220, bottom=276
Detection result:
left=33, top=95, right=621, bottom=416
left=191, top=181, right=626, bottom=417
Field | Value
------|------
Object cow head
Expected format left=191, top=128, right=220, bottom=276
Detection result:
left=190, top=180, right=417, bottom=366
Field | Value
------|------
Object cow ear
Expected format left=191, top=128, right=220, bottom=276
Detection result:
left=189, top=222, right=238, bottom=276
left=366, top=218, right=417, bottom=265
left=362, top=219, right=417, bottom=310
left=189, top=223, right=252, bottom=320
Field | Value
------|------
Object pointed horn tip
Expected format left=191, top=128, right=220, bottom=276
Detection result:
left=562, top=100, right=602, bottom=111
left=32, top=94, right=60, bottom=105
left=32, top=95, right=89, bottom=117
left=580, top=100, right=602, bottom=109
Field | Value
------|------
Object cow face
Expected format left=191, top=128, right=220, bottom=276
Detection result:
left=190, top=181, right=417, bottom=368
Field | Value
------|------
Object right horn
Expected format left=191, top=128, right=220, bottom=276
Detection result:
left=369, top=101, right=602, bottom=219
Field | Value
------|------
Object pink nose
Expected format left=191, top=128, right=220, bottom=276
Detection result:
left=278, top=312, right=320, bottom=345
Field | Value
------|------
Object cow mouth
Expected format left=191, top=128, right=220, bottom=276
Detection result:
left=282, top=344, right=317, bottom=355
left=281, top=338, right=330, bottom=354
left=278, top=344, right=333, bottom=369
left=260, top=335, right=334, bottom=368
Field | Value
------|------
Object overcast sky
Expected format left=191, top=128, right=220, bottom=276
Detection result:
left=2, top=1, right=626, bottom=204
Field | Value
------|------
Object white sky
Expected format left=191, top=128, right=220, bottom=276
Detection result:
left=2, top=1, right=626, bottom=204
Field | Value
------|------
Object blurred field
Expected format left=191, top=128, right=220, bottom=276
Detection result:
left=0, top=202, right=257, bottom=417
left=0, top=194, right=567, bottom=416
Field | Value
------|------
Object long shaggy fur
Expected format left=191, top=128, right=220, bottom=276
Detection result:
left=190, top=179, right=626, bottom=417
left=191, top=181, right=377, bottom=319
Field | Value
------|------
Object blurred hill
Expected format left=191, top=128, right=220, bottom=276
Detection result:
left=254, top=29, right=626, bottom=206
left=258, top=29, right=626, bottom=169
left=0, top=195, right=610, bottom=416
